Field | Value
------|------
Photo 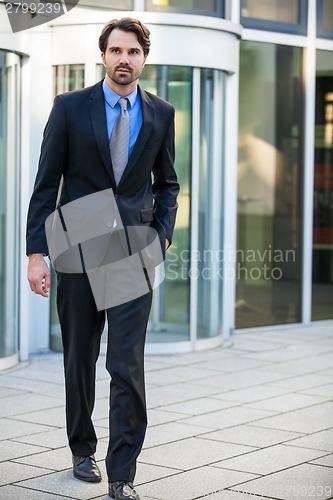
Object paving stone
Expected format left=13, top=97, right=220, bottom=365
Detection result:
left=200, top=424, right=303, bottom=448
left=180, top=406, right=276, bottom=430
left=287, top=429, right=333, bottom=452
left=194, top=370, right=289, bottom=391
left=147, top=382, right=221, bottom=407
left=212, top=385, right=290, bottom=403
left=140, top=437, right=254, bottom=470
left=136, top=461, right=183, bottom=484
left=0, top=375, right=65, bottom=400
left=0, top=485, right=73, bottom=500
left=143, top=421, right=214, bottom=449
left=211, top=443, right=328, bottom=475
left=145, top=366, right=214, bottom=386
left=161, top=397, right=239, bottom=416
left=147, top=408, right=188, bottom=426
left=252, top=401, right=333, bottom=433
left=9, top=405, right=66, bottom=427
left=267, top=373, right=333, bottom=391
left=232, top=463, right=333, bottom=499
left=15, top=469, right=107, bottom=499
left=14, top=441, right=108, bottom=471
left=244, top=392, right=329, bottom=413
left=136, top=466, right=257, bottom=500
left=310, top=453, right=333, bottom=467
left=0, top=419, right=56, bottom=441
left=0, top=393, right=63, bottom=418
left=0, top=386, right=25, bottom=398
left=0, top=440, right=50, bottom=463
left=12, top=427, right=70, bottom=448
left=299, top=383, right=333, bottom=398
left=200, top=490, right=274, bottom=499
left=192, top=357, right=271, bottom=373
left=0, top=461, right=51, bottom=486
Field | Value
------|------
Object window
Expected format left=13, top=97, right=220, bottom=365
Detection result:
left=140, top=65, right=192, bottom=342
left=312, top=50, right=333, bottom=320
left=0, top=51, right=20, bottom=362
left=241, top=0, right=308, bottom=35
left=53, top=65, right=84, bottom=95
left=236, top=41, right=304, bottom=328
left=51, top=64, right=85, bottom=350
left=70, top=0, right=133, bottom=8
left=145, top=0, right=224, bottom=18
left=317, top=0, right=333, bottom=38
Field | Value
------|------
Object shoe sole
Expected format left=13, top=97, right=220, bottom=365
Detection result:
left=73, top=472, right=102, bottom=483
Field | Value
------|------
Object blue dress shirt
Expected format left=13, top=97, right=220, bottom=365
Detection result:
left=102, top=79, right=142, bottom=159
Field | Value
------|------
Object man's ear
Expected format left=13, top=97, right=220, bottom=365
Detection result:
left=101, top=52, right=106, bottom=65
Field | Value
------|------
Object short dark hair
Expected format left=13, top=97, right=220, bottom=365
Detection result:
left=99, top=17, right=151, bottom=57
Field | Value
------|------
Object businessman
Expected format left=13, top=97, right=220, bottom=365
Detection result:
left=26, top=17, right=179, bottom=500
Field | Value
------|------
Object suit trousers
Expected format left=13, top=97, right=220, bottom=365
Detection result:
left=56, top=272, right=152, bottom=482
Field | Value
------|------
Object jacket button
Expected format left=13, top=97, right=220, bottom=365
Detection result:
left=107, top=221, right=112, bottom=227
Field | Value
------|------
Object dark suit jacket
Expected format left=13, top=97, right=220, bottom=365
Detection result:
left=26, top=80, right=179, bottom=256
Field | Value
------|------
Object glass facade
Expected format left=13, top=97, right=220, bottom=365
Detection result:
left=50, top=63, right=227, bottom=346
left=0, top=51, right=20, bottom=362
left=53, top=65, right=84, bottom=95
left=145, top=0, right=224, bottom=17
left=312, top=50, right=333, bottom=320
left=77, top=0, right=133, bottom=8
left=140, top=65, right=192, bottom=342
left=241, top=0, right=299, bottom=23
left=241, top=0, right=307, bottom=34
left=50, top=65, right=85, bottom=350
left=236, top=41, right=304, bottom=329
left=197, top=69, right=225, bottom=339
left=322, top=0, right=333, bottom=31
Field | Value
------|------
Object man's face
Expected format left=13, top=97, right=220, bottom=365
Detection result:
left=101, top=28, right=147, bottom=90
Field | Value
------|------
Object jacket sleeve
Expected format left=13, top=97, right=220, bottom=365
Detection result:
left=152, top=106, right=179, bottom=244
left=26, top=95, right=68, bottom=255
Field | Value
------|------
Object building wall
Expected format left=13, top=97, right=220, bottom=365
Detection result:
left=0, top=0, right=332, bottom=367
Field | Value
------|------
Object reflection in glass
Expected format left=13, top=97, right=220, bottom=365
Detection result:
left=51, top=65, right=192, bottom=346
left=236, top=41, right=303, bottom=328
left=241, top=0, right=299, bottom=23
left=312, top=50, right=333, bottom=320
left=140, top=66, right=192, bottom=342
left=76, top=0, right=133, bottom=8
left=145, top=0, right=223, bottom=16
left=50, top=65, right=85, bottom=350
left=53, top=65, right=84, bottom=95
left=0, top=51, right=20, bottom=359
left=323, top=0, right=333, bottom=31
left=197, top=69, right=224, bottom=339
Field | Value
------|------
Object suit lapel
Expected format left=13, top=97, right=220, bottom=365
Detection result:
left=118, top=86, right=154, bottom=187
left=88, top=81, right=116, bottom=185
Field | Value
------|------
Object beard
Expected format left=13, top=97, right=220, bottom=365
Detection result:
left=106, top=64, right=142, bottom=86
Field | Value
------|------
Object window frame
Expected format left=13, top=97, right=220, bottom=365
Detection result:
left=317, top=0, right=333, bottom=39
left=145, top=0, right=225, bottom=18
left=240, top=0, right=308, bottom=35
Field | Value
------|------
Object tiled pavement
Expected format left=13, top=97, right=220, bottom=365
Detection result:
left=0, top=325, right=333, bottom=499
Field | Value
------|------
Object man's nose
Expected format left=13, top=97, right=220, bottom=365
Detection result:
left=119, top=52, right=129, bottom=64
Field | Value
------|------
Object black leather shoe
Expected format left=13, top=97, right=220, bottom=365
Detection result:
left=108, top=481, right=140, bottom=500
left=72, top=455, right=102, bottom=482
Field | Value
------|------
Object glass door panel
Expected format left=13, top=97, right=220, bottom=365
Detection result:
left=312, top=50, right=333, bottom=320
left=0, top=51, right=20, bottom=361
left=236, top=41, right=303, bottom=328
left=140, top=65, right=192, bottom=342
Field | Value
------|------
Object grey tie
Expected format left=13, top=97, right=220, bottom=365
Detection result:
left=110, top=98, right=130, bottom=185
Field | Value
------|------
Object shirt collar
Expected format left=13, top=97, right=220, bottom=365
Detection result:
left=102, top=79, right=138, bottom=109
